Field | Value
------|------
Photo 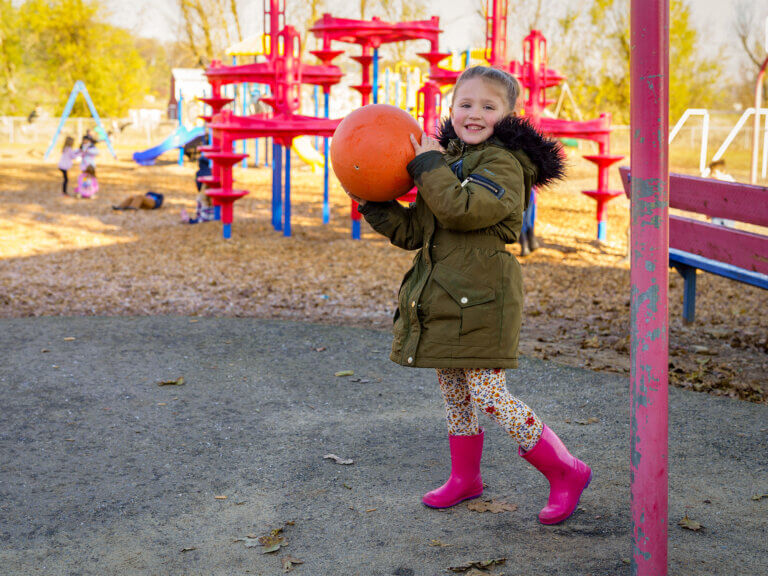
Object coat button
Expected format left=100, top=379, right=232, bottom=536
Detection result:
left=407, top=356, right=413, bottom=364
left=460, top=297, right=468, bottom=304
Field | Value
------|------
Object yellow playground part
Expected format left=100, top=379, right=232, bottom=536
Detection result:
left=292, top=136, right=324, bottom=172
left=225, top=34, right=270, bottom=57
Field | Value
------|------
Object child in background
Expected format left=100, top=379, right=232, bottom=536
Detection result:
left=181, top=155, right=216, bottom=224
left=350, top=66, right=590, bottom=525
left=57, top=136, right=78, bottom=195
left=74, top=165, right=98, bottom=198
left=79, top=135, right=98, bottom=171
left=112, top=191, right=164, bottom=210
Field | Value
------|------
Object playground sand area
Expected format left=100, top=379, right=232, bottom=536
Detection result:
left=0, top=144, right=766, bottom=403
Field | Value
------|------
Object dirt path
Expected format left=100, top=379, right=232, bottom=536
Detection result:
left=0, top=145, right=765, bottom=402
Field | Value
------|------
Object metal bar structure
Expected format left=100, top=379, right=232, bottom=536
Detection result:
left=323, top=91, right=330, bottom=224
left=44, top=80, right=117, bottom=161
left=668, top=108, right=709, bottom=175
left=284, top=146, right=292, bottom=237
left=630, top=1, right=670, bottom=574
left=178, top=94, right=185, bottom=165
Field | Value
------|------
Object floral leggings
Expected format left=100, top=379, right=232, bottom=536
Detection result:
left=436, top=368, right=543, bottom=451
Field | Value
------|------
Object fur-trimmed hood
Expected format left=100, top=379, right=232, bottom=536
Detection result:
left=438, top=116, right=566, bottom=188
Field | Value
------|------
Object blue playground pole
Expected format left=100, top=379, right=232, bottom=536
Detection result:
left=272, top=142, right=282, bottom=231
left=597, top=221, right=607, bottom=242
left=223, top=222, right=232, bottom=239
left=463, top=49, right=470, bottom=68
left=384, top=68, right=390, bottom=104
left=323, top=92, right=330, bottom=224
left=373, top=48, right=379, bottom=104
left=178, top=94, right=184, bottom=166
left=522, top=186, right=537, bottom=237
left=314, top=86, right=320, bottom=150
left=284, top=146, right=292, bottom=237
left=352, top=217, right=361, bottom=240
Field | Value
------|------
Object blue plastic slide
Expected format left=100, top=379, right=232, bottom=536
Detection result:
left=132, top=126, right=206, bottom=166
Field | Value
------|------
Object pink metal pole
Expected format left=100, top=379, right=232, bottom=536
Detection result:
left=750, top=56, right=767, bottom=184
left=630, top=1, right=669, bottom=574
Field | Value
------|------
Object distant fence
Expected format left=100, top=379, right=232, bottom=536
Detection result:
left=0, top=116, right=186, bottom=149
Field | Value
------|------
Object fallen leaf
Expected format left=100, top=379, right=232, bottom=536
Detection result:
left=233, top=536, right=261, bottom=548
left=467, top=499, right=517, bottom=513
left=180, top=547, right=197, bottom=553
left=214, top=495, right=227, bottom=500
left=281, top=556, right=304, bottom=572
left=751, top=493, right=768, bottom=501
left=429, top=539, right=451, bottom=547
left=40, top=349, right=49, bottom=353
left=323, top=453, right=354, bottom=465
left=365, top=508, right=377, bottom=513
left=581, top=335, right=600, bottom=349
left=575, top=417, right=599, bottom=425
left=448, top=558, right=507, bottom=572
left=678, top=515, right=703, bottom=531
left=157, top=402, right=167, bottom=406
left=189, top=319, right=199, bottom=323
left=158, top=377, right=185, bottom=386
left=63, top=337, right=76, bottom=341
left=335, top=370, right=354, bottom=377
left=315, top=347, right=326, bottom=352
left=256, top=527, right=285, bottom=553
left=342, top=482, right=352, bottom=489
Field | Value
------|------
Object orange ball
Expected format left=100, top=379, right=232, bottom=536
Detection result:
left=331, top=104, right=423, bottom=202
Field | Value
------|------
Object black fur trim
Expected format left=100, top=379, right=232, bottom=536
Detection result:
left=438, top=116, right=566, bottom=187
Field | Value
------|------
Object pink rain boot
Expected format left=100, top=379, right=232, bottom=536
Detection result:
left=422, top=429, right=484, bottom=508
left=520, top=425, right=592, bottom=525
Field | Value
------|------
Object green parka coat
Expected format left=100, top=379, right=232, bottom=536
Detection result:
left=359, top=116, right=565, bottom=369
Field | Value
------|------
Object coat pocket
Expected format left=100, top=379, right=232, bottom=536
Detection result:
left=431, top=263, right=497, bottom=343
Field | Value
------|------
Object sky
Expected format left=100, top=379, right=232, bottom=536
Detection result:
left=107, top=0, right=765, bottom=62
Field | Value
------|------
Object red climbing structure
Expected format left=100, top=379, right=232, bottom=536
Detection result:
left=200, top=0, right=344, bottom=239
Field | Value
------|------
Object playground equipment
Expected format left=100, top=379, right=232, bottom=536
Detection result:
left=669, top=108, right=710, bottom=175
left=132, top=125, right=206, bottom=166
left=619, top=167, right=768, bottom=321
left=310, top=14, right=454, bottom=236
left=44, top=81, right=117, bottom=161
left=200, top=0, right=344, bottom=239
left=412, top=0, right=624, bottom=243
left=709, top=108, right=768, bottom=175
left=330, top=104, right=422, bottom=202
left=292, top=136, right=324, bottom=172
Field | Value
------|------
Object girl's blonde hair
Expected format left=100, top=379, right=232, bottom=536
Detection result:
left=453, top=66, right=521, bottom=113
left=62, top=136, right=74, bottom=151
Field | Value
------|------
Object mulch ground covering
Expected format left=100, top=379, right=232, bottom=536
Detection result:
left=1, top=144, right=765, bottom=402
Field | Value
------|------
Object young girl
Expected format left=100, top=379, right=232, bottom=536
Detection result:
left=349, top=66, right=591, bottom=525
left=57, top=136, right=78, bottom=195
left=74, top=165, right=99, bottom=198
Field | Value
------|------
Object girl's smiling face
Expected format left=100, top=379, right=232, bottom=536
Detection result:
left=450, top=77, right=509, bottom=145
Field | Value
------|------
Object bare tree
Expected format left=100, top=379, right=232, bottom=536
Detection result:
left=733, top=0, right=767, bottom=68
left=177, top=0, right=243, bottom=66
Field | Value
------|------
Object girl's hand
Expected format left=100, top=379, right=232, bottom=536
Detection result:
left=410, top=133, right=443, bottom=156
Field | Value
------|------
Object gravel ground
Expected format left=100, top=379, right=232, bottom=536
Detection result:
left=1, top=317, right=766, bottom=575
